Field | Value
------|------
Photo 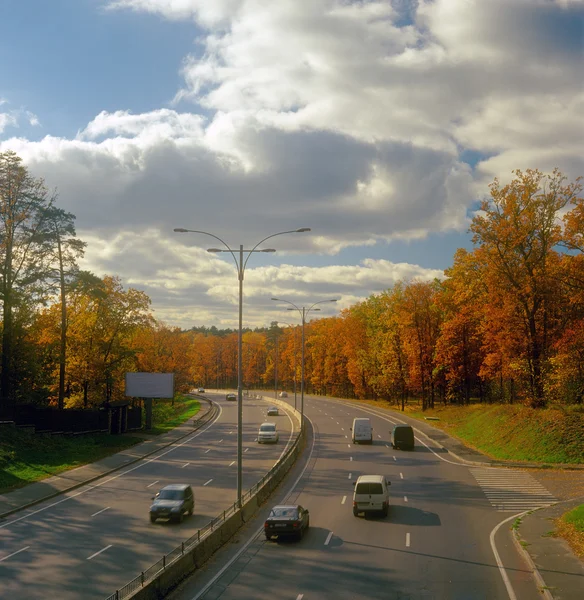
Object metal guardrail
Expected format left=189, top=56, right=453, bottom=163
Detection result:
left=105, top=421, right=302, bottom=600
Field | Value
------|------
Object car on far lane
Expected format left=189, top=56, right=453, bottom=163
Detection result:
left=264, top=504, right=310, bottom=541
left=226, top=393, right=237, bottom=401
left=267, top=406, right=279, bottom=416
left=278, top=391, right=288, bottom=398
left=149, top=484, right=194, bottom=524
left=258, top=422, right=279, bottom=443
left=197, top=388, right=205, bottom=393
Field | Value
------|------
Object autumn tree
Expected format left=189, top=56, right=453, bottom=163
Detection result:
left=470, top=168, right=580, bottom=407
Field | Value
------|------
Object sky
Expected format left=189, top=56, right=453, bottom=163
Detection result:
left=1, top=0, right=583, bottom=329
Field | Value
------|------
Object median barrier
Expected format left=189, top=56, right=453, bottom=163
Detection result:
left=108, top=396, right=303, bottom=600
left=241, top=496, right=258, bottom=522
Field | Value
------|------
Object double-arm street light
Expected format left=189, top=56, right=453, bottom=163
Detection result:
left=271, top=298, right=338, bottom=433
left=174, top=227, right=310, bottom=507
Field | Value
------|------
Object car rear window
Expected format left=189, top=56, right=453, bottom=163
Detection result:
left=270, top=507, right=298, bottom=518
left=355, top=482, right=383, bottom=494
left=260, top=424, right=275, bottom=432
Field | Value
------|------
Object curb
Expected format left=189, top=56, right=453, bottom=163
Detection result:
left=0, top=398, right=219, bottom=521
left=512, top=512, right=555, bottom=600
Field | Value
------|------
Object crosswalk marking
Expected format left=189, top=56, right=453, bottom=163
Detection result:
left=470, top=468, right=556, bottom=511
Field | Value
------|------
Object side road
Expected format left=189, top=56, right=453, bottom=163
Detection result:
left=321, top=395, right=584, bottom=600
left=0, top=397, right=216, bottom=520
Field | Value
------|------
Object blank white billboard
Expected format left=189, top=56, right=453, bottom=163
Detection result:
left=125, top=372, right=175, bottom=399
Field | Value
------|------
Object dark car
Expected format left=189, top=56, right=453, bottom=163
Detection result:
left=391, top=424, right=415, bottom=450
left=226, top=393, right=237, bottom=401
left=267, top=406, right=279, bottom=416
left=197, top=388, right=205, bottom=393
left=264, top=505, right=310, bottom=541
left=150, top=484, right=194, bottom=523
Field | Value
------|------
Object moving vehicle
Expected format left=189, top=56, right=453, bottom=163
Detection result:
left=226, top=393, right=237, bottom=401
left=197, top=387, right=205, bottom=393
left=278, top=391, right=288, bottom=398
left=350, top=417, right=373, bottom=444
left=267, top=406, right=279, bottom=416
left=352, top=475, right=391, bottom=517
left=150, top=484, right=194, bottom=523
left=264, top=504, right=310, bottom=540
left=258, top=422, right=279, bottom=443
left=391, top=424, right=415, bottom=450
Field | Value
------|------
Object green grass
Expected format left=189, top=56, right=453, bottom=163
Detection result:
left=562, top=505, right=584, bottom=532
left=0, top=394, right=200, bottom=494
left=148, top=394, right=201, bottom=434
left=405, top=404, right=584, bottom=464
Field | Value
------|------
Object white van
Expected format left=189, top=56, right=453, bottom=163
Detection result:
left=352, top=475, right=391, bottom=517
left=351, top=418, right=373, bottom=444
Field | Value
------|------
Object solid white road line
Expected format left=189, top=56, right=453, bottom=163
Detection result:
left=91, top=507, right=111, bottom=517
left=0, top=546, right=30, bottom=563
left=406, top=533, right=410, bottom=547
left=229, top=461, right=235, bottom=467
left=490, top=511, right=527, bottom=600
left=341, top=496, right=347, bottom=504
left=324, top=532, right=333, bottom=546
left=87, top=545, right=112, bottom=560
left=181, top=463, right=190, bottom=468
left=147, top=480, right=159, bottom=488
left=204, top=448, right=211, bottom=454
left=203, top=479, right=213, bottom=486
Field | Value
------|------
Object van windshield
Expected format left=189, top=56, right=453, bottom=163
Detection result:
left=355, top=483, right=383, bottom=494
left=260, top=424, right=275, bottom=432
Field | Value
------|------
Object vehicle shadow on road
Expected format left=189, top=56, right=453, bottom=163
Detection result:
left=387, top=505, right=441, bottom=526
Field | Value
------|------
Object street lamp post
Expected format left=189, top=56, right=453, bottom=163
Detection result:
left=174, top=227, right=310, bottom=508
left=271, top=298, right=338, bottom=432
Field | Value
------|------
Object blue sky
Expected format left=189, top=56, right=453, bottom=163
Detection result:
left=1, top=0, right=582, bottom=328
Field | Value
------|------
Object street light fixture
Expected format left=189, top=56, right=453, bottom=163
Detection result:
left=174, top=227, right=310, bottom=508
left=271, top=297, right=338, bottom=432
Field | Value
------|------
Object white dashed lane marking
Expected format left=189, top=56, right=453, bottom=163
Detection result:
left=470, top=468, right=556, bottom=511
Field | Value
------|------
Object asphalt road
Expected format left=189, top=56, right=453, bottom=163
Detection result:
left=0, top=393, right=296, bottom=600
left=169, top=394, right=548, bottom=600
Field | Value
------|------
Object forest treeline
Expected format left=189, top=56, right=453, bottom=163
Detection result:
left=1, top=150, right=582, bottom=411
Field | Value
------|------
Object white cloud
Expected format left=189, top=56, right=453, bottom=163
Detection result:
left=2, top=0, right=581, bottom=327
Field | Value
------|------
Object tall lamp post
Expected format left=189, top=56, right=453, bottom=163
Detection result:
left=271, top=298, right=338, bottom=432
left=174, top=227, right=310, bottom=507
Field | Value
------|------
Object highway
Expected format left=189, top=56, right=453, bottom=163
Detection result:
left=0, top=393, right=296, bottom=600
left=169, top=394, right=550, bottom=600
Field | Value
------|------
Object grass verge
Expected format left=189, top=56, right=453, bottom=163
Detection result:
left=0, top=394, right=200, bottom=494
left=555, top=504, right=584, bottom=558
left=402, top=404, right=584, bottom=465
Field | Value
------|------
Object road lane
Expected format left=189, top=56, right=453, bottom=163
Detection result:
left=168, top=394, right=544, bottom=600
left=0, top=393, right=297, bottom=600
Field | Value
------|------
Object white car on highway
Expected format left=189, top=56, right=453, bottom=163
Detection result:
left=258, top=422, right=279, bottom=444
